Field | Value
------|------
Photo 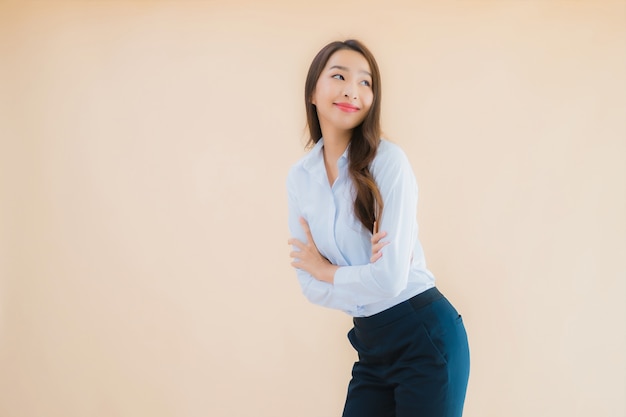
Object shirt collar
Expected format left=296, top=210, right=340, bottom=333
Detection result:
left=302, top=139, right=324, bottom=173
left=302, top=138, right=350, bottom=173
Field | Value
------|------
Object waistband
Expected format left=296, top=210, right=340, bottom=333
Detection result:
left=353, top=287, right=443, bottom=329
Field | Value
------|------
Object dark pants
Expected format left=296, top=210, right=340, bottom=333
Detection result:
left=342, top=287, right=470, bottom=417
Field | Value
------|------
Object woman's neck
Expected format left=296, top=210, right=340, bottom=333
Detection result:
left=321, top=128, right=351, bottom=186
left=322, top=129, right=351, bottom=164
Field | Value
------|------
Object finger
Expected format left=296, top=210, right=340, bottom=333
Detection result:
left=371, top=242, right=382, bottom=255
left=371, top=241, right=390, bottom=255
left=370, top=252, right=383, bottom=263
left=299, top=217, right=310, bottom=232
left=288, top=238, right=306, bottom=250
left=299, top=217, right=315, bottom=244
left=370, top=230, right=387, bottom=244
left=374, top=241, right=390, bottom=251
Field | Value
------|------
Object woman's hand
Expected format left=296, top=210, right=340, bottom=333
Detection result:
left=288, top=217, right=338, bottom=284
left=370, top=221, right=390, bottom=263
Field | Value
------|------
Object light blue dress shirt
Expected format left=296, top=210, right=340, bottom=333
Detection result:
left=287, top=138, right=436, bottom=317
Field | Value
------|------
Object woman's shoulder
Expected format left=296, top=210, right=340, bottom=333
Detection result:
left=289, top=140, right=323, bottom=173
left=375, top=138, right=410, bottom=164
left=287, top=157, right=306, bottom=184
left=287, top=142, right=321, bottom=186
left=371, top=139, right=416, bottom=185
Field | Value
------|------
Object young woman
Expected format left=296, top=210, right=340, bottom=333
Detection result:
left=287, top=40, right=470, bottom=417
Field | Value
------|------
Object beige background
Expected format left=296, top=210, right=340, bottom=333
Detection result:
left=1, top=1, right=625, bottom=416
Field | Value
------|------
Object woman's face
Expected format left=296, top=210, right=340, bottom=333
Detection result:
left=312, top=49, right=374, bottom=135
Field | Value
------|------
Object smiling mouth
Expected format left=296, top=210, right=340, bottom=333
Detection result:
left=334, top=103, right=360, bottom=112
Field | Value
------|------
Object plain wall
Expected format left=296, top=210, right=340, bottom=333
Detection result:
left=1, top=1, right=624, bottom=416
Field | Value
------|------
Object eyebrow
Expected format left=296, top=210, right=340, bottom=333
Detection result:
left=329, top=65, right=372, bottom=77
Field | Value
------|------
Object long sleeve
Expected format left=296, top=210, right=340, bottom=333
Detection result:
left=286, top=139, right=434, bottom=317
left=332, top=145, right=419, bottom=304
left=287, top=169, right=359, bottom=311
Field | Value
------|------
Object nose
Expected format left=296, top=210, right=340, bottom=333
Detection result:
left=343, top=83, right=357, bottom=99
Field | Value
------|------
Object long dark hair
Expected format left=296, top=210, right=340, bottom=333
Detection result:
left=304, top=39, right=383, bottom=233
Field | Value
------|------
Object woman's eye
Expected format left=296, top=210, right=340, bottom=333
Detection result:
left=332, top=74, right=345, bottom=80
left=360, top=80, right=371, bottom=87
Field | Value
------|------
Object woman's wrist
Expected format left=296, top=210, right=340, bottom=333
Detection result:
left=320, top=264, right=339, bottom=284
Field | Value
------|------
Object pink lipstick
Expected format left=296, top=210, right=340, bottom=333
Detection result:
left=334, top=102, right=360, bottom=112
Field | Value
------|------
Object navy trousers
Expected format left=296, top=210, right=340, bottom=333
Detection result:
left=342, top=287, right=470, bottom=417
